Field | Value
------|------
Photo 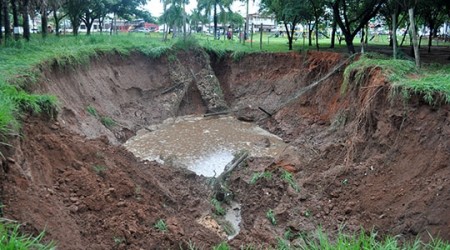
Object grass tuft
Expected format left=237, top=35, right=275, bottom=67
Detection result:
left=281, top=170, right=300, bottom=192
left=266, top=209, right=276, bottom=225
left=211, top=198, right=226, bottom=216
left=249, top=171, right=272, bottom=185
left=154, top=219, right=168, bottom=233
left=0, top=222, right=55, bottom=250
left=342, top=53, right=450, bottom=105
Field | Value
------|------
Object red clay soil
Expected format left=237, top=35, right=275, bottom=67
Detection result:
left=1, top=50, right=449, bottom=249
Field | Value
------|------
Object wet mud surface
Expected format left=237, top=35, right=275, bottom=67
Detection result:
left=0, top=50, right=449, bottom=249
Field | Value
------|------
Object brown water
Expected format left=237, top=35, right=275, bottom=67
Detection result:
left=124, top=115, right=289, bottom=177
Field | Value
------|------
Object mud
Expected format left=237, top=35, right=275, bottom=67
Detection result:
left=124, top=115, right=288, bottom=177
left=0, top=50, right=449, bottom=249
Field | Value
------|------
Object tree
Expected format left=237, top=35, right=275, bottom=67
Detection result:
left=40, top=0, right=49, bottom=37
left=417, top=0, right=447, bottom=53
left=190, top=8, right=208, bottom=33
left=197, top=0, right=233, bottom=39
left=49, top=0, right=67, bottom=35
left=381, top=0, right=405, bottom=58
left=2, top=0, right=12, bottom=41
left=0, top=0, right=3, bottom=43
left=396, top=0, right=420, bottom=67
left=261, top=0, right=305, bottom=50
left=22, top=0, right=31, bottom=40
left=332, top=0, right=384, bottom=53
left=308, top=0, right=325, bottom=50
left=64, top=0, right=83, bottom=35
left=159, top=3, right=184, bottom=37
left=11, top=0, right=20, bottom=40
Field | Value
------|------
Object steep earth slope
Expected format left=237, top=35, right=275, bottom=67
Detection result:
left=0, top=50, right=448, bottom=249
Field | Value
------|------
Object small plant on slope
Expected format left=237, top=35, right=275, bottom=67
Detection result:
left=154, top=219, right=168, bottom=232
left=266, top=209, right=276, bottom=225
left=0, top=222, right=56, bottom=250
left=281, top=170, right=300, bottom=192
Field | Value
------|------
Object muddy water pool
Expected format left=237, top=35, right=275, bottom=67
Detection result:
left=124, top=115, right=288, bottom=177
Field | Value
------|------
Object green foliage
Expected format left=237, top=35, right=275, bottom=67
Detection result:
left=281, top=170, right=300, bottom=192
left=92, top=165, right=107, bottom=175
left=154, top=219, right=168, bottom=232
left=100, top=116, right=116, bottom=128
left=0, top=222, right=55, bottom=250
left=231, top=51, right=246, bottom=62
left=393, top=65, right=450, bottom=105
left=342, top=54, right=450, bottom=105
left=276, top=237, right=291, bottom=250
left=342, top=53, right=416, bottom=94
left=113, top=237, right=124, bottom=246
left=86, top=105, right=98, bottom=117
left=266, top=209, right=276, bottom=225
left=172, top=37, right=201, bottom=51
left=211, top=198, right=225, bottom=216
left=212, top=242, right=231, bottom=250
left=220, top=220, right=236, bottom=236
left=140, top=45, right=171, bottom=59
left=249, top=171, right=273, bottom=184
left=300, top=228, right=450, bottom=250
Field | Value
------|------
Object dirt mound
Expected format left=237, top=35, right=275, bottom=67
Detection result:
left=1, top=50, right=449, bottom=249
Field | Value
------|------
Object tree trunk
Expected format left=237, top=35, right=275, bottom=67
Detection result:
left=408, top=8, right=420, bottom=68
left=182, top=0, right=186, bottom=41
left=52, top=8, right=60, bottom=36
left=427, top=23, right=433, bottom=53
left=330, top=17, right=336, bottom=48
left=11, top=0, right=19, bottom=40
left=99, top=16, right=104, bottom=33
left=360, top=26, right=365, bottom=53
left=392, top=13, right=397, bottom=59
left=315, top=16, right=319, bottom=50
left=308, top=21, right=313, bottom=46
left=284, top=22, right=293, bottom=50
left=213, top=1, right=218, bottom=40
left=85, top=11, right=91, bottom=35
left=245, top=0, right=249, bottom=43
left=400, top=23, right=409, bottom=46
left=345, top=35, right=356, bottom=54
left=0, top=0, right=3, bottom=43
left=22, top=0, right=30, bottom=40
left=3, top=0, right=11, bottom=41
left=41, top=0, right=48, bottom=37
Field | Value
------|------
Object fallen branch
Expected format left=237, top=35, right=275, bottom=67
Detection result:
left=271, top=54, right=357, bottom=114
left=203, top=110, right=230, bottom=117
left=160, top=82, right=184, bottom=95
left=213, top=151, right=249, bottom=201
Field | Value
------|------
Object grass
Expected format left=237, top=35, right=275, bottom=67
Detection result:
left=281, top=170, right=300, bottom=192
left=212, top=242, right=231, bottom=250
left=342, top=53, right=450, bottom=105
left=153, top=219, right=168, bottom=233
left=100, top=116, right=116, bottom=128
left=208, top=228, right=450, bottom=250
left=211, top=198, right=225, bottom=216
left=0, top=222, right=55, bottom=250
left=92, top=165, right=107, bottom=176
left=300, top=228, right=450, bottom=250
left=393, top=64, right=450, bottom=104
left=86, top=105, right=98, bottom=117
left=266, top=209, right=276, bottom=226
left=249, top=171, right=273, bottom=184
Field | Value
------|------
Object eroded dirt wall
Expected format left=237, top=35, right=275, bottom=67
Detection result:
left=0, top=50, right=449, bottom=249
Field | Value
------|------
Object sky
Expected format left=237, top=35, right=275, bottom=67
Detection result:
left=143, top=0, right=261, bottom=18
